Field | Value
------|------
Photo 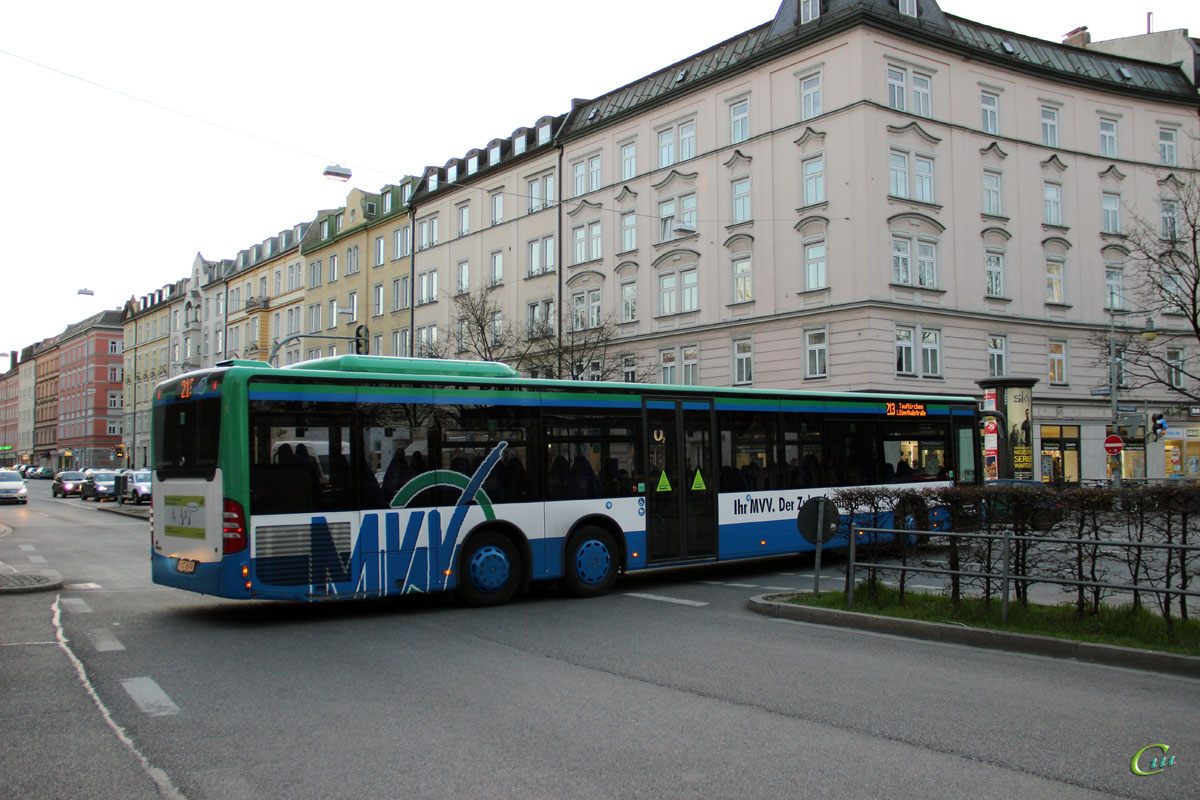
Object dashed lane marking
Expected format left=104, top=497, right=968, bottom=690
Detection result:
left=624, top=592, right=709, bottom=607
left=28, top=555, right=47, bottom=564
left=60, top=598, right=92, bottom=614
left=120, top=677, right=180, bottom=717
left=88, top=629, right=125, bottom=652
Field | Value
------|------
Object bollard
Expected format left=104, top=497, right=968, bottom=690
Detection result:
left=847, top=526, right=858, bottom=609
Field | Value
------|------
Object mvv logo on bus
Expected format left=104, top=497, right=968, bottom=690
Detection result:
left=1131, top=744, right=1176, bottom=776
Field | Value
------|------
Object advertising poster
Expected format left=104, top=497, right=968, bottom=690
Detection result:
left=1006, top=386, right=1033, bottom=480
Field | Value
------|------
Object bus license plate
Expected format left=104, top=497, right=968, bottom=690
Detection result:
left=176, top=559, right=197, bottom=574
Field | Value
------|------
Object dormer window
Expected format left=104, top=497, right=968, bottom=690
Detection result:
left=467, top=155, right=479, bottom=174
left=800, top=0, right=819, bottom=23
left=320, top=220, right=329, bottom=239
left=428, top=172, right=439, bottom=191
left=402, top=183, right=413, bottom=203
left=489, top=144, right=501, bottom=165
left=383, top=192, right=393, bottom=213
left=538, top=123, right=551, bottom=146
left=513, top=135, right=526, bottom=155
left=899, top=0, right=916, bottom=17
left=335, top=213, right=344, bottom=232
left=447, top=164, right=458, bottom=183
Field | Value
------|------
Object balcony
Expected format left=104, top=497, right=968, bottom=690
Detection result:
left=245, top=296, right=270, bottom=311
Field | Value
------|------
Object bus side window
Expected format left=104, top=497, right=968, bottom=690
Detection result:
left=545, top=409, right=640, bottom=501
left=719, top=411, right=775, bottom=492
left=362, top=401, right=436, bottom=509
left=826, top=421, right=879, bottom=486
left=782, top=420, right=825, bottom=489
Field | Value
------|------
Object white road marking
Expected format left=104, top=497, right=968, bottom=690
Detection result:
left=88, top=629, right=125, bottom=652
left=19, top=544, right=34, bottom=551
left=28, top=555, right=47, bottom=564
left=723, top=582, right=760, bottom=588
left=624, top=592, right=709, bottom=607
left=762, top=586, right=798, bottom=592
left=60, top=598, right=92, bottom=614
left=120, top=677, right=180, bottom=716
left=65, top=582, right=102, bottom=590
left=51, top=598, right=186, bottom=799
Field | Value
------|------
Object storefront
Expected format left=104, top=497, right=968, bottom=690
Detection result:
left=1163, top=426, right=1200, bottom=479
left=1039, top=425, right=1080, bottom=484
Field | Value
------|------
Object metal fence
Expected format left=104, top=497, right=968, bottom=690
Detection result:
left=846, top=526, right=1200, bottom=623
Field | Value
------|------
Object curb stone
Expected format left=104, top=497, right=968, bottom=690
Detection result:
left=748, top=594, right=1200, bottom=679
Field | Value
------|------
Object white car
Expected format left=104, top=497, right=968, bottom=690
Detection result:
left=118, top=470, right=153, bottom=504
left=0, top=470, right=29, bottom=504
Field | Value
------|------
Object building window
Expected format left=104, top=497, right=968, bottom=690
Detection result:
left=660, top=349, right=677, bottom=384
left=730, top=99, right=749, bottom=144
left=1099, top=117, right=1118, bottom=158
left=988, top=335, right=1007, bottom=377
left=395, top=275, right=411, bottom=311
left=457, top=261, right=470, bottom=295
left=417, top=216, right=439, bottom=250
left=620, top=142, right=637, bottom=180
left=921, top=329, right=941, bottom=375
left=658, top=193, right=696, bottom=241
left=490, top=251, right=504, bottom=286
left=980, top=90, right=999, bottom=133
left=372, top=284, right=384, bottom=317
left=572, top=222, right=602, bottom=264
left=457, top=204, right=470, bottom=237
left=416, top=325, right=438, bottom=357
left=896, top=327, right=915, bottom=374
left=887, top=65, right=932, bottom=116
left=528, top=172, right=556, bottom=213
left=799, top=73, right=822, bottom=120
left=899, top=0, right=917, bottom=16
left=537, top=122, right=551, bottom=146
left=681, top=345, right=699, bottom=386
left=657, top=120, right=696, bottom=168
left=621, top=281, right=637, bottom=322
left=805, top=329, right=827, bottom=378
left=395, top=225, right=411, bottom=257
left=731, top=177, right=752, bottom=223
left=1101, top=192, right=1120, bottom=234
left=1105, top=267, right=1124, bottom=310
left=1043, top=182, right=1062, bottom=226
left=985, top=251, right=1004, bottom=297
left=658, top=270, right=693, bottom=316
left=448, top=165, right=460, bottom=184
left=982, top=169, right=1002, bottom=216
left=1159, top=127, right=1178, bottom=166
left=621, top=212, right=637, bottom=252
left=891, top=235, right=937, bottom=288
left=800, top=0, right=819, bottom=23
left=527, top=298, right=555, bottom=338
left=732, top=257, right=752, bottom=302
left=889, top=149, right=933, bottom=202
left=1041, top=105, right=1059, bottom=147
left=418, top=270, right=438, bottom=304
left=733, top=339, right=753, bottom=384
left=802, top=155, right=824, bottom=206
left=347, top=292, right=358, bottom=322
left=491, top=192, right=504, bottom=225
left=1162, top=199, right=1179, bottom=240
left=489, top=144, right=501, bottom=166
left=1167, top=347, right=1185, bottom=389
left=622, top=355, right=638, bottom=383
left=804, top=241, right=827, bottom=290
left=1045, top=260, right=1064, bottom=303
left=572, top=154, right=602, bottom=197
left=1048, top=340, right=1067, bottom=384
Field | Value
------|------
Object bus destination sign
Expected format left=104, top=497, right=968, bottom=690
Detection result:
left=885, top=401, right=927, bottom=417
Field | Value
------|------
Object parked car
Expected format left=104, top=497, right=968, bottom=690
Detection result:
left=80, top=470, right=119, bottom=502
left=983, top=479, right=1065, bottom=532
left=0, top=470, right=28, bottom=504
left=28, top=467, right=54, bottom=479
left=52, top=471, right=87, bottom=498
left=117, top=470, right=152, bottom=504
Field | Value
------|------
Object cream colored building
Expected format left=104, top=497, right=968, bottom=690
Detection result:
left=223, top=224, right=307, bottom=364
left=400, top=0, right=1199, bottom=483
left=121, top=286, right=176, bottom=468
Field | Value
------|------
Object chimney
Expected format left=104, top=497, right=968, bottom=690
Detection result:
left=1063, top=26, right=1091, bottom=48
left=9, top=351, right=16, bottom=371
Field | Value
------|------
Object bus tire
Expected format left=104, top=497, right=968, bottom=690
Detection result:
left=562, top=526, right=618, bottom=598
left=458, top=531, right=521, bottom=607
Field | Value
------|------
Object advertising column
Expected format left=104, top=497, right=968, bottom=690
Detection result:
left=976, top=377, right=1039, bottom=481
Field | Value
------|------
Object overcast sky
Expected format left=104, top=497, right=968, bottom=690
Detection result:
left=1, top=0, right=1195, bottom=362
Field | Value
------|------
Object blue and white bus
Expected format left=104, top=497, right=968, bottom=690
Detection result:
left=150, top=356, right=979, bottom=605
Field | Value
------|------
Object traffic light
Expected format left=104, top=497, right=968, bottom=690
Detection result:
left=115, top=443, right=125, bottom=459
left=354, top=325, right=369, bottom=355
left=1150, top=413, right=1169, bottom=441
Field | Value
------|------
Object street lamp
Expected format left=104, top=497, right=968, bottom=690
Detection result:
left=1107, top=287, right=1159, bottom=487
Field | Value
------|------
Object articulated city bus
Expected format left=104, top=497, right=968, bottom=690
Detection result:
left=150, top=355, right=979, bottom=605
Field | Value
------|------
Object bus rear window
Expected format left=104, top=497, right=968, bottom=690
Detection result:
left=153, top=398, right=221, bottom=476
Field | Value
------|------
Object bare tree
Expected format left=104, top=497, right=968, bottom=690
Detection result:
left=1090, top=149, right=1200, bottom=401
left=442, top=286, right=652, bottom=382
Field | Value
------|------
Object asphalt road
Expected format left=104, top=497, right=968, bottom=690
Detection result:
left=1, top=479, right=1197, bottom=799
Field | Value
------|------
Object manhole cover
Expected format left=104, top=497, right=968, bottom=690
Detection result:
left=0, top=573, right=62, bottom=593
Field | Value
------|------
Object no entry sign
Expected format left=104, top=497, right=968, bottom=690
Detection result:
left=1104, top=434, right=1125, bottom=455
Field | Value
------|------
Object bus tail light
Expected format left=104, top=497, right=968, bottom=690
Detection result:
left=223, top=498, right=247, bottom=555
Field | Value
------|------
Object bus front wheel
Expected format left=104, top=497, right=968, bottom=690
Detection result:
left=563, top=526, right=618, bottom=598
left=458, top=531, right=521, bottom=607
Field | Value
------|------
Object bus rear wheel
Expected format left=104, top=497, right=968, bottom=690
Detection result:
left=458, top=531, right=521, bottom=607
left=563, top=526, right=618, bottom=598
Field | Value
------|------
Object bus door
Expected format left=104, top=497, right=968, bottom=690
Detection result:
left=645, top=399, right=716, bottom=563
